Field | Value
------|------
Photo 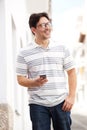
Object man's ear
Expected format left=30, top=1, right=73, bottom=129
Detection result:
left=31, top=27, right=36, bottom=35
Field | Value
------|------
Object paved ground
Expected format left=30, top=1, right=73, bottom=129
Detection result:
left=71, top=105, right=87, bottom=130
left=71, top=114, right=87, bottom=130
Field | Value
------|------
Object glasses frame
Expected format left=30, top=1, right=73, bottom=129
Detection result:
left=36, top=22, right=52, bottom=29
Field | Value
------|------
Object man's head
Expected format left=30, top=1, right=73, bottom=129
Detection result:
left=29, top=12, right=51, bottom=29
left=28, top=12, right=52, bottom=40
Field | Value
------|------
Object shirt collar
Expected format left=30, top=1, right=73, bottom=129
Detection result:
left=31, top=38, right=54, bottom=49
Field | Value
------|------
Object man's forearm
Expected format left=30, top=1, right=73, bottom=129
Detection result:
left=17, top=75, right=34, bottom=87
left=17, top=75, right=48, bottom=88
left=67, top=68, right=77, bottom=97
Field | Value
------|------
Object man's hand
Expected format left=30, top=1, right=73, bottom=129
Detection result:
left=62, top=95, right=75, bottom=111
left=31, top=76, right=48, bottom=87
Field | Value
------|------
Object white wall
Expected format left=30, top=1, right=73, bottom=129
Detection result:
left=0, top=0, right=31, bottom=129
left=0, top=0, right=7, bottom=103
left=0, top=0, right=51, bottom=130
left=26, top=0, right=50, bottom=14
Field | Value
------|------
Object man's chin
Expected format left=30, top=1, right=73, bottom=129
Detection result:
left=45, top=35, right=51, bottom=39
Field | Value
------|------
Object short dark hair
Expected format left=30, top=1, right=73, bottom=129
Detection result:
left=29, top=12, right=51, bottom=28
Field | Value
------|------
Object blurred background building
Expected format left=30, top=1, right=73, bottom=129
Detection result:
left=0, top=0, right=87, bottom=130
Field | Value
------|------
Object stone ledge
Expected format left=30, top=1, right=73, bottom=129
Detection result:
left=0, top=103, right=13, bottom=130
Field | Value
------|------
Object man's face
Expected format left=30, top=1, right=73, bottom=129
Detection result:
left=32, top=17, right=52, bottom=40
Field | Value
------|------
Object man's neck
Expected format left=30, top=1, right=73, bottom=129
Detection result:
left=35, top=38, right=49, bottom=48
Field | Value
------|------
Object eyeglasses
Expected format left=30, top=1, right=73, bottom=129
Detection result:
left=37, top=22, right=52, bottom=29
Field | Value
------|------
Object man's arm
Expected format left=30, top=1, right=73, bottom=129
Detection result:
left=62, top=68, right=77, bottom=111
left=17, top=75, right=48, bottom=88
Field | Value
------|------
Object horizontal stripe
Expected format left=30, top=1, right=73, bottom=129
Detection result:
left=16, top=68, right=28, bottom=75
left=28, top=64, right=63, bottom=72
left=16, top=62, right=27, bottom=69
left=28, top=89, right=67, bottom=96
left=25, top=52, right=64, bottom=62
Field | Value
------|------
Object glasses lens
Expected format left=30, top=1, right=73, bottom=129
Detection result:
left=37, top=22, right=52, bottom=28
left=46, top=22, right=52, bottom=27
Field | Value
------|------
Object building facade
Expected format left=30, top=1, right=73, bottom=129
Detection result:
left=0, top=0, right=51, bottom=130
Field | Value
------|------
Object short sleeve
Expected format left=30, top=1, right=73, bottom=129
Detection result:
left=63, top=47, right=75, bottom=71
left=16, top=51, right=28, bottom=76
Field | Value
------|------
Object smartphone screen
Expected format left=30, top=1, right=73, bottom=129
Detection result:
left=40, top=75, right=46, bottom=79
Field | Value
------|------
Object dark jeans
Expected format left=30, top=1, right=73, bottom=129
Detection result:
left=29, top=101, right=72, bottom=130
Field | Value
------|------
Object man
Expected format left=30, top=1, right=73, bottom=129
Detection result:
left=16, top=12, right=77, bottom=130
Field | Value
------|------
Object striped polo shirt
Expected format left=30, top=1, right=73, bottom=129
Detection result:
left=16, top=39, right=75, bottom=107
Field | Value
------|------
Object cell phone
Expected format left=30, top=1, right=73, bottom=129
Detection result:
left=40, top=75, right=46, bottom=79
